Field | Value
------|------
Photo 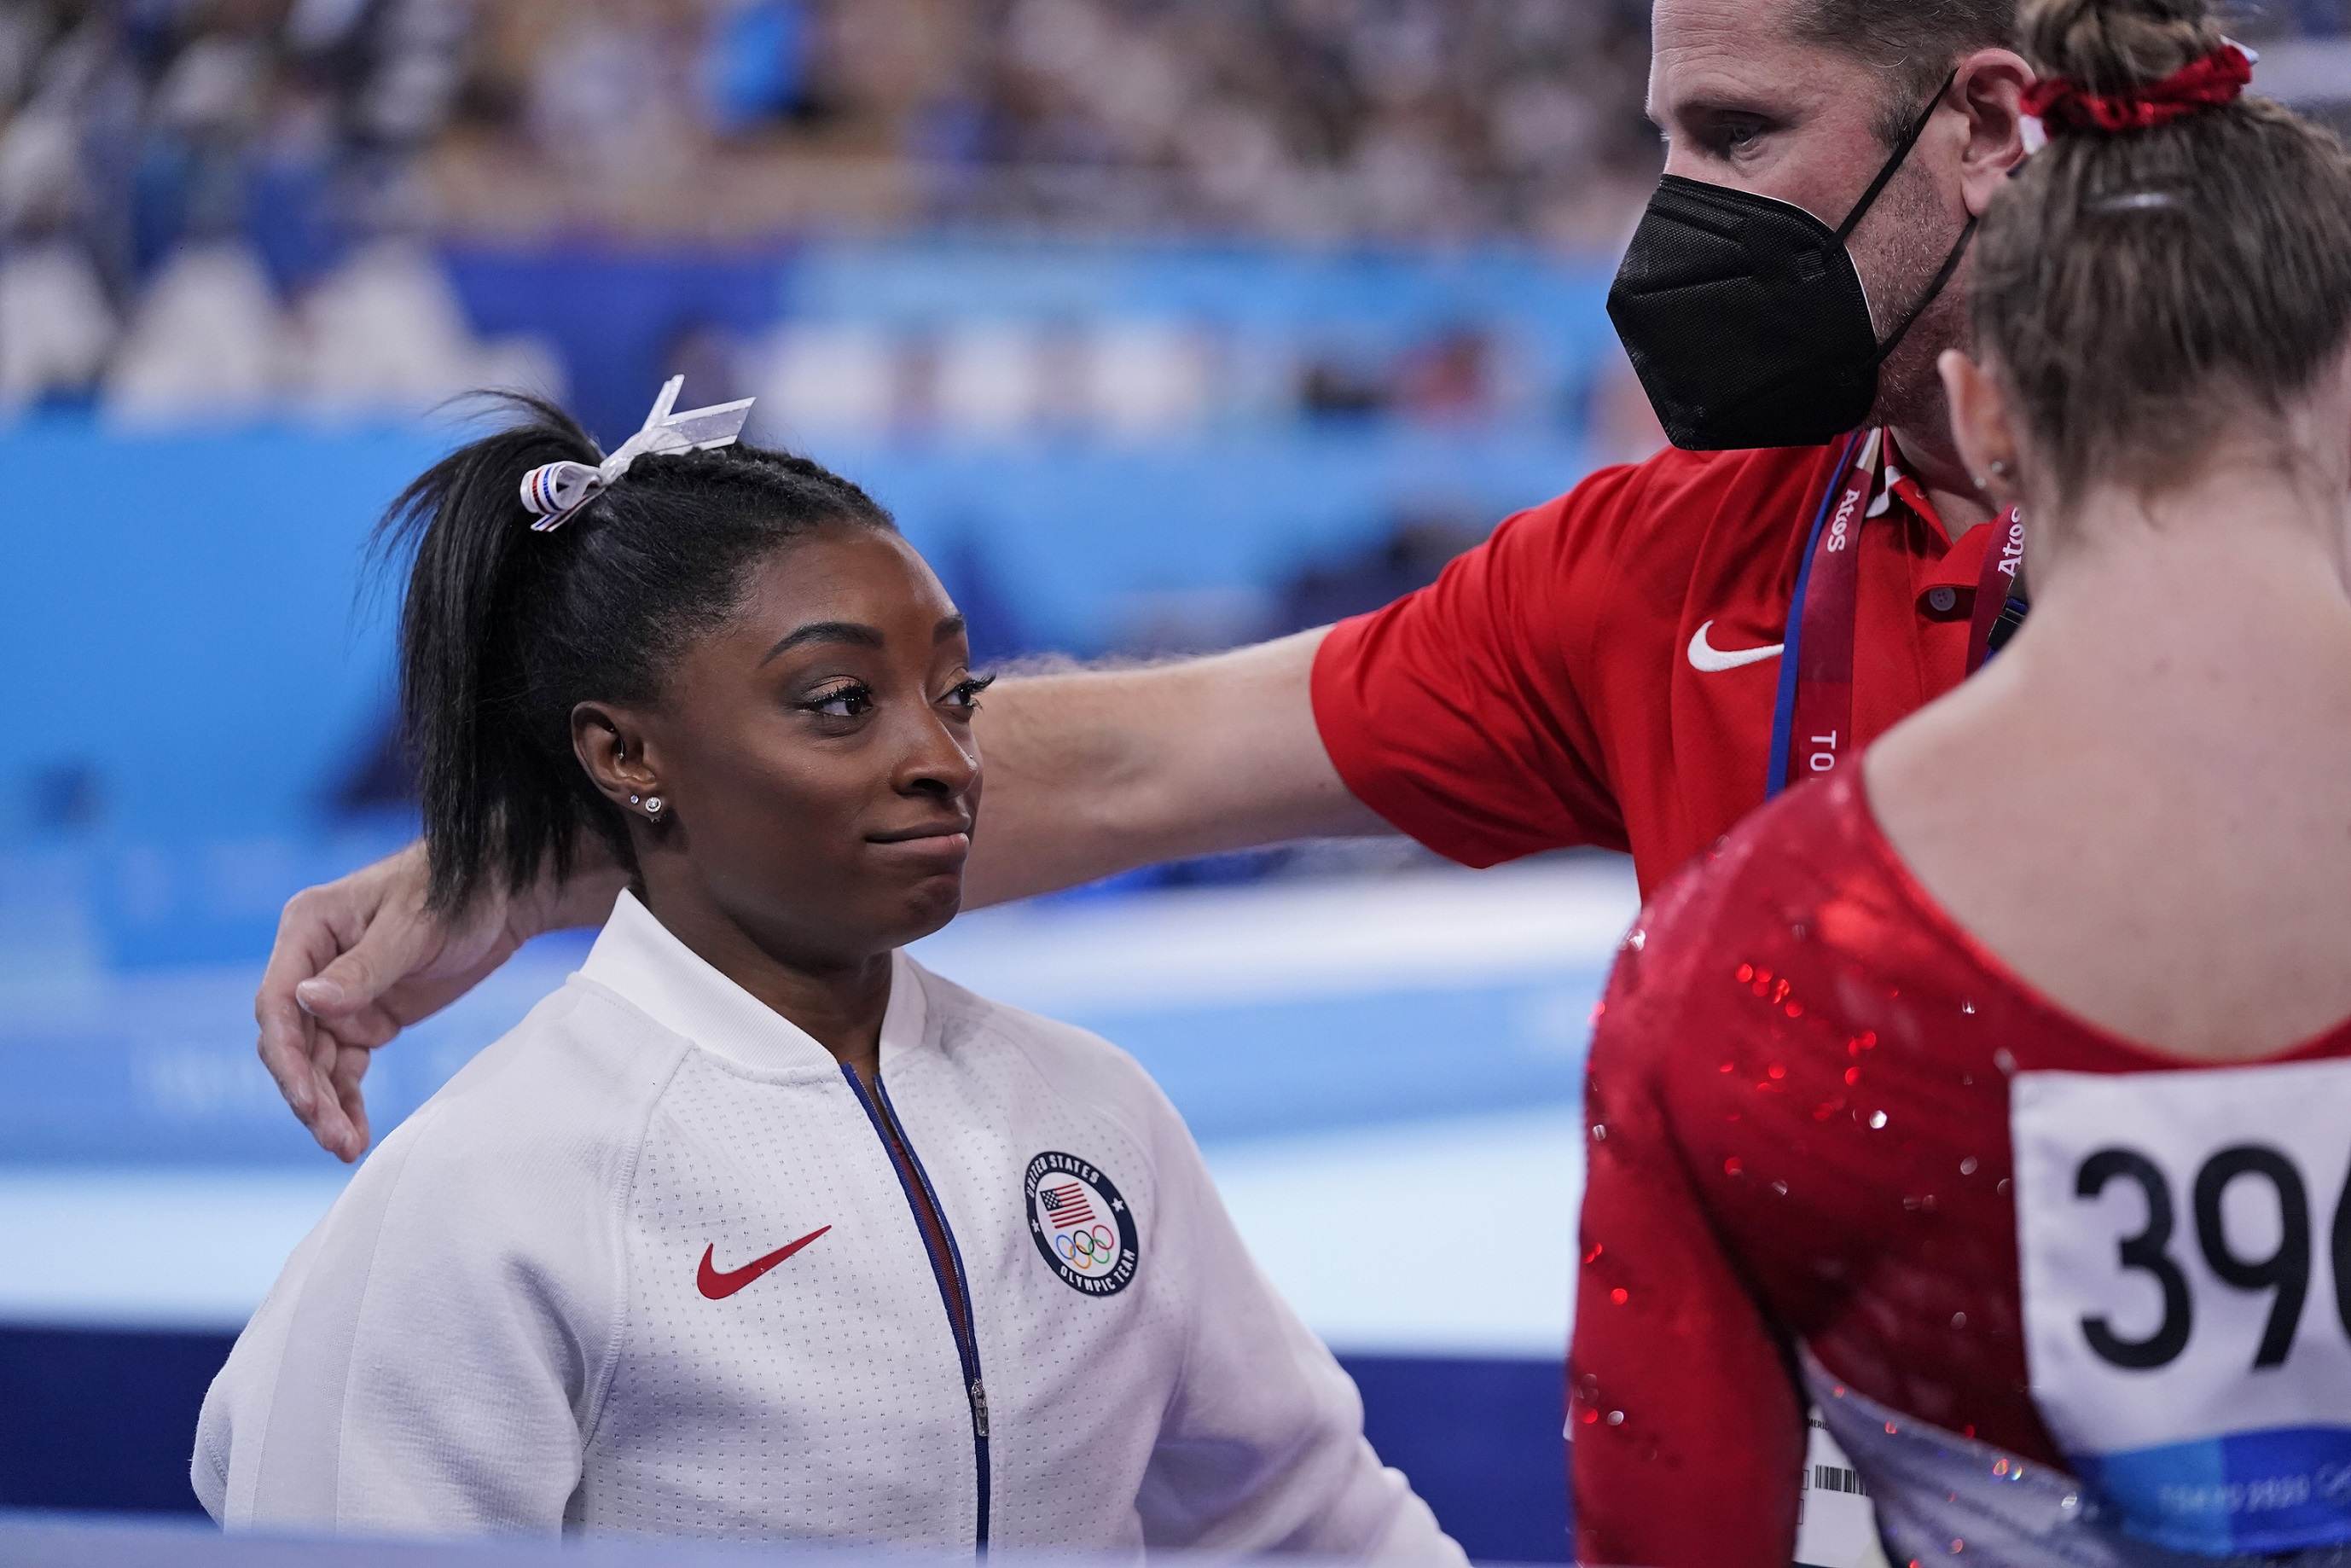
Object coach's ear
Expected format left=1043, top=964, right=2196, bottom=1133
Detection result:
left=1953, top=48, right=2034, bottom=217
left=1941, top=349, right=2023, bottom=512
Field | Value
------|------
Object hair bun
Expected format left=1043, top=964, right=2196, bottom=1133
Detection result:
left=2020, top=0, right=2225, bottom=98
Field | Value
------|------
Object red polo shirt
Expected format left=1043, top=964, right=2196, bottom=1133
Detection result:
left=1310, top=436, right=2003, bottom=894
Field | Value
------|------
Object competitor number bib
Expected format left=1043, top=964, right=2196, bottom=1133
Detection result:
left=2012, top=1062, right=2351, bottom=1554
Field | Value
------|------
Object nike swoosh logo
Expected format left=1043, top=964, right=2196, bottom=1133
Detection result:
left=1687, top=621, right=1785, bottom=673
left=697, top=1226, right=833, bottom=1300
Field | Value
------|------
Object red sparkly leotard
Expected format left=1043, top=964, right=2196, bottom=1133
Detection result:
left=1571, top=772, right=2351, bottom=1568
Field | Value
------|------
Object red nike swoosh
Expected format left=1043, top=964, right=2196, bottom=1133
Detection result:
left=697, top=1227, right=832, bottom=1300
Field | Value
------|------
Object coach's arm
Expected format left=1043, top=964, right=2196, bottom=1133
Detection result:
left=257, top=627, right=1389, bottom=1158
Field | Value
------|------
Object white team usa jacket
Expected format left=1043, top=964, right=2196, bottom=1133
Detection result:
left=195, top=891, right=1461, bottom=1561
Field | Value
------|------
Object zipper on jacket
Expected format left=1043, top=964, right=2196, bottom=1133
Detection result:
left=843, top=1065, right=990, bottom=1551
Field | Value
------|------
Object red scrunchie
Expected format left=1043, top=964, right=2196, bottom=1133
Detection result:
left=2023, top=41, right=2253, bottom=135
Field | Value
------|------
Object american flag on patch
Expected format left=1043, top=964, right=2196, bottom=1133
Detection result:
left=1039, top=1182, right=1098, bottom=1230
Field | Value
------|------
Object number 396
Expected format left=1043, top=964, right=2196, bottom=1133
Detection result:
left=2077, top=1146, right=2351, bottom=1372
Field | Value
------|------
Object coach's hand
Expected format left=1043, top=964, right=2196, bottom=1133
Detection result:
left=255, top=843, right=615, bottom=1160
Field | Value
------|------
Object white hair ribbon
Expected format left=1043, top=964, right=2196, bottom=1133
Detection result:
left=518, top=376, right=757, bottom=533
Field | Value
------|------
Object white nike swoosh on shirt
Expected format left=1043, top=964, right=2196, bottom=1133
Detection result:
left=1687, top=621, right=1785, bottom=673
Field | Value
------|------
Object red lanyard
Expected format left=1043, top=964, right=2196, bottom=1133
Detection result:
left=1967, top=508, right=2028, bottom=669
left=1768, top=430, right=2025, bottom=798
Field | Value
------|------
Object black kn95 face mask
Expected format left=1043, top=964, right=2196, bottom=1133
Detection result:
left=1607, top=72, right=1975, bottom=451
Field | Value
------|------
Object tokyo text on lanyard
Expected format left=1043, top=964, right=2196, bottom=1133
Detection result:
left=1765, top=428, right=2029, bottom=799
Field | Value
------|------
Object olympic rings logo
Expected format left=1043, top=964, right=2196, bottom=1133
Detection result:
left=1027, top=1153, right=1140, bottom=1296
left=1054, top=1223, right=1119, bottom=1270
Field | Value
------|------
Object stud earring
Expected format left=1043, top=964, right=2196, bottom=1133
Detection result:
left=645, top=797, right=665, bottom=816
left=629, top=794, right=641, bottom=805
left=1989, top=459, right=2014, bottom=480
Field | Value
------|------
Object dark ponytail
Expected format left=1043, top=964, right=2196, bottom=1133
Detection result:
left=375, top=392, right=894, bottom=916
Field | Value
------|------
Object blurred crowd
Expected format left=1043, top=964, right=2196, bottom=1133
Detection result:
left=0, top=0, right=535, bottom=415
left=467, top=0, right=1665, bottom=246
left=2, top=0, right=1668, bottom=251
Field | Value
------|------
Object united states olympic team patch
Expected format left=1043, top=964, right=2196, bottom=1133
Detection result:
left=1025, top=1151, right=1140, bottom=1296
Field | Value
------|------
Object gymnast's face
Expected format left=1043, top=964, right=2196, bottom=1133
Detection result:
left=583, top=524, right=986, bottom=969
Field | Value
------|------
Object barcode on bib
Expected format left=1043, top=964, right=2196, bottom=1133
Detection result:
left=1802, top=1463, right=1871, bottom=1498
